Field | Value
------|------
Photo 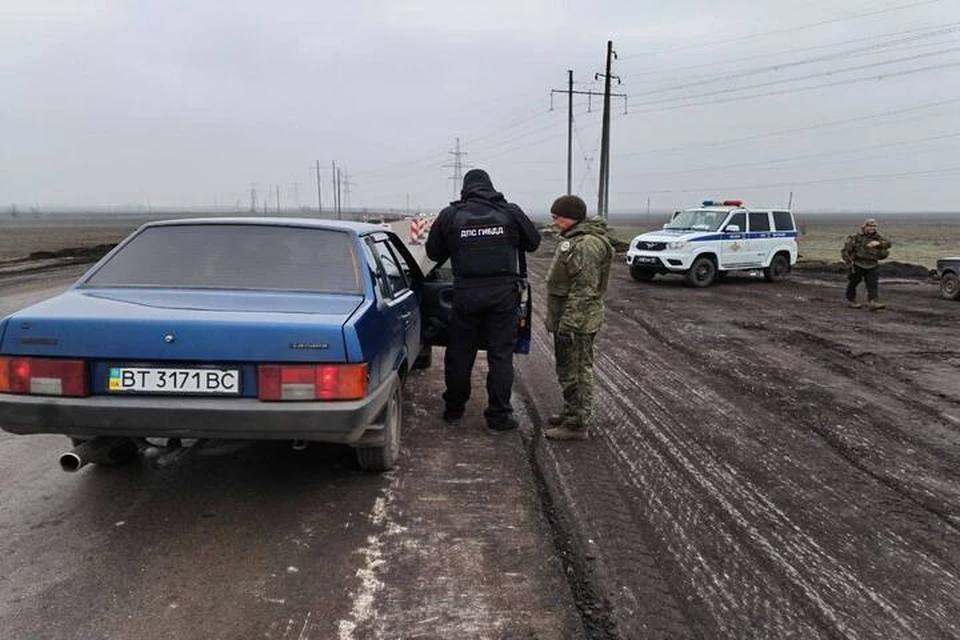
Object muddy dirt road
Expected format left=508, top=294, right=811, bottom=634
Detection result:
left=3, top=240, right=960, bottom=639
left=517, top=244, right=960, bottom=638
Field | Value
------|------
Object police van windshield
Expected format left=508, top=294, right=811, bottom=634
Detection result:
left=666, top=209, right=725, bottom=232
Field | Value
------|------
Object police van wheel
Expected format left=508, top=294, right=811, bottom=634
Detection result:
left=764, top=253, right=791, bottom=282
left=685, top=256, right=716, bottom=288
left=629, top=265, right=656, bottom=282
left=941, top=273, right=960, bottom=300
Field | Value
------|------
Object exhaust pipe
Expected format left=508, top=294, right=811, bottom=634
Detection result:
left=59, top=437, right=139, bottom=472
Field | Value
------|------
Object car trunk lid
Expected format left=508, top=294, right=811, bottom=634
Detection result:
left=1, top=289, right=363, bottom=363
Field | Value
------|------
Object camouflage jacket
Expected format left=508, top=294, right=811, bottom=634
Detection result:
left=545, top=217, right=614, bottom=334
left=841, top=232, right=891, bottom=269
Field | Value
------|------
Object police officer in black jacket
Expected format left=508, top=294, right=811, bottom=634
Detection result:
left=425, top=169, right=541, bottom=432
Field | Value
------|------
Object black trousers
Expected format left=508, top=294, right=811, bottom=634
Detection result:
left=443, top=282, right=520, bottom=426
left=846, top=265, right=880, bottom=301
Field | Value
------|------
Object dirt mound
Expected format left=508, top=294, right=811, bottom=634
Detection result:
left=796, top=260, right=936, bottom=279
left=27, top=244, right=116, bottom=261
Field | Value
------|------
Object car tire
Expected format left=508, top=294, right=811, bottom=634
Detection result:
left=412, top=345, right=432, bottom=369
left=629, top=265, right=656, bottom=282
left=356, top=381, right=402, bottom=472
left=941, top=272, right=960, bottom=300
left=685, top=256, right=716, bottom=288
left=764, top=252, right=790, bottom=282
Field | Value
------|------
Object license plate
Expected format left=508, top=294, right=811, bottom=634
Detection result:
left=634, top=256, right=658, bottom=264
left=108, top=367, right=241, bottom=395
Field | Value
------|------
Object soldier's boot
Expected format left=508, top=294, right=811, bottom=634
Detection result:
left=544, top=426, right=589, bottom=441
left=868, top=299, right=886, bottom=311
left=547, top=414, right=564, bottom=426
left=847, top=298, right=862, bottom=309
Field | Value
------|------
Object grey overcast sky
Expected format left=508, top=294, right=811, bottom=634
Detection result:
left=1, top=0, right=957, bottom=215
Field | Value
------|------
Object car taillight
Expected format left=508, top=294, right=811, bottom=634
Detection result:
left=0, top=356, right=89, bottom=397
left=257, top=364, right=368, bottom=401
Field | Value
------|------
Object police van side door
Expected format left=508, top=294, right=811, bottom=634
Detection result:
left=747, top=211, right=773, bottom=266
left=719, top=211, right=749, bottom=269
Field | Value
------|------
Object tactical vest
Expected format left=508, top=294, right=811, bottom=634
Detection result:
left=449, top=202, right=521, bottom=281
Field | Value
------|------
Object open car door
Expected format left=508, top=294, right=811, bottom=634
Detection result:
left=417, top=259, right=531, bottom=354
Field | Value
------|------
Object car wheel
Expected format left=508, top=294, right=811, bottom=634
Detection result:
left=941, top=272, right=960, bottom=300
left=685, top=256, right=716, bottom=287
left=356, top=381, right=402, bottom=472
left=412, top=344, right=432, bottom=369
left=764, top=253, right=790, bottom=282
left=629, top=265, right=656, bottom=282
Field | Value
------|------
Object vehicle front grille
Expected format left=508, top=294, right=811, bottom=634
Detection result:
left=635, top=241, right=666, bottom=252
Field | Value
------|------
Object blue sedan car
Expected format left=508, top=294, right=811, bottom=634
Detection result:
left=0, top=218, right=454, bottom=472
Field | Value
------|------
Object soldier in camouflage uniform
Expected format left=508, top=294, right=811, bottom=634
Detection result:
left=543, top=195, right=614, bottom=441
left=841, top=218, right=892, bottom=311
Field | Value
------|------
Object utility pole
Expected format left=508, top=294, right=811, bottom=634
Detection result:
left=331, top=161, right=338, bottom=219
left=443, top=137, right=469, bottom=199
left=342, top=170, right=354, bottom=212
left=597, top=40, right=620, bottom=220
left=550, top=70, right=612, bottom=196
left=316, top=160, right=323, bottom=214
left=249, top=185, right=257, bottom=213
left=788, top=191, right=794, bottom=210
left=275, top=184, right=280, bottom=214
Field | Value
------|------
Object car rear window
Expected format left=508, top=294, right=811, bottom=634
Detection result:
left=84, top=224, right=363, bottom=293
left=773, top=211, right=795, bottom=231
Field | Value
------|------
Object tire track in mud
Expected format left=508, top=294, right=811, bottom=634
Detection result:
left=517, top=263, right=709, bottom=639
left=519, top=253, right=960, bottom=638
left=607, top=272, right=960, bottom=530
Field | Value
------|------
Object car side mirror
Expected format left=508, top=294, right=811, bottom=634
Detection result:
left=725, top=224, right=740, bottom=232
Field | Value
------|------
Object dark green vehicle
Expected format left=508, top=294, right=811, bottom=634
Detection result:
left=938, top=257, right=960, bottom=300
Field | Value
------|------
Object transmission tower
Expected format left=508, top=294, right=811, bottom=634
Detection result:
left=443, top=137, right=471, bottom=199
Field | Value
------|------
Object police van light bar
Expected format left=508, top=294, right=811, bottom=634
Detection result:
left=702, top=199, right=744, bottom=207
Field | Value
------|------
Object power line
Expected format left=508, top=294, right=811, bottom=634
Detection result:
left=625, top=61, right=960, bottom=115
left=619, top=97, right=960, bottom=157
left=632, top=131, right=960, bottom=178
left=627, top=46, right=960, bottom=105
left=619, top=165, right=960, bottom=195
left=619, top=0, right=945, bottom=59
left=627, top=25, right=960, bottom=96
left=621, top=22, right=960, bottom=80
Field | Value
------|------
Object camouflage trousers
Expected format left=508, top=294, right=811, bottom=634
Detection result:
left=554, top=332, right=597, bottom=430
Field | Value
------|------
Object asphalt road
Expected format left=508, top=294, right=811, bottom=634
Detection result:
left=0, top=266, right=582, bottom=640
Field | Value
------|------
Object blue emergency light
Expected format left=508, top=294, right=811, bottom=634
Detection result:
left=702, top=199, right=743, bottom=207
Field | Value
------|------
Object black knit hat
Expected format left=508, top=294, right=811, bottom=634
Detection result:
left=550, top=195, right=587, bottom=221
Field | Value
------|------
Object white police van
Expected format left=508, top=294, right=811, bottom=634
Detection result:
left=625, top=200, right=799, bottom=287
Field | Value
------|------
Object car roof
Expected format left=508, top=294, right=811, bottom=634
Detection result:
left=141, top=217, right=388, bottom=235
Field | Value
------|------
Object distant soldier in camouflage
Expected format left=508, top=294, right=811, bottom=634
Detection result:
left=544, top=195, right=614, bottom=441
left=841, top=218, right=892, bottom=311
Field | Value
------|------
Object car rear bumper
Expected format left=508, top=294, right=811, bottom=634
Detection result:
left=0, top=373, right=397, bottom=446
